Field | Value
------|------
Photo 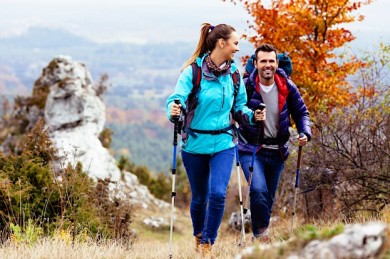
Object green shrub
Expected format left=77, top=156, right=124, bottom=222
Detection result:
left=0, top=120, right=134, bottom=245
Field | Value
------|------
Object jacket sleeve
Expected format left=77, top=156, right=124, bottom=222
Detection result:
left=233, top=75, right=255, bottom=126
left=166, top=66, right=193, bottom=121
left=287, top=80, right=312, bottom=141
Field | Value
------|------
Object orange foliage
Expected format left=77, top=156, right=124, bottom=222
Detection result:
left=231, top=0, right=372, bottom=115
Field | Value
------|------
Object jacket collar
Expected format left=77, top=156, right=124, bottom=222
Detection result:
left=196, top=54, right=238, bottom=79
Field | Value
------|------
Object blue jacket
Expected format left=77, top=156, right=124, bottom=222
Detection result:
left=238, top=68, right=311, bottom=160
left=166, top=55, right=254, bottom=155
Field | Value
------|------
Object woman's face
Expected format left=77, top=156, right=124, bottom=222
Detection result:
left=222, top=31, right=240, bottom=60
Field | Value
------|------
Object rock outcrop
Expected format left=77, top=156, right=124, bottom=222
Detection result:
left=40, top=56, right=115, bottom=180
left=35, top=56, right=168, bottom=210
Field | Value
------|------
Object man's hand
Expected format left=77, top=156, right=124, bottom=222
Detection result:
left=254, top=108, right=266, bottom=122
left=297, top=133, right=308, bottom=146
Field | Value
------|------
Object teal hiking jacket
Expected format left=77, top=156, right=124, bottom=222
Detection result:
left=166, top=55, right=254, bottom=155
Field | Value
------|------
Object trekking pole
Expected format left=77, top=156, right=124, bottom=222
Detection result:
left=291, top=133, right=304, bottom=235
left=234, top=137, right=246, bottom=246
left=243, top=103, right=266, bottom=215
left=169, top=99, right=180, bottom=259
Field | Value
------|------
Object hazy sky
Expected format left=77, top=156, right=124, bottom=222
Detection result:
left=1, top=0, right=389, bottom=47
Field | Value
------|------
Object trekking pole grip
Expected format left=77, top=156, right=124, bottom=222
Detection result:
left=255, top=103, right=266, bottom=145
left=172, top=99, right=180, bottom=146
left=297, top=133, right=305, bottom=163
left=255, top=103, right=266, bottom=123
left=172, top=99, right=180, bottom=122
left=295, top=133, right=305, bottom=187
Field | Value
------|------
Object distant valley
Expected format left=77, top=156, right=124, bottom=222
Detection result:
left=0, top=27, right=254, bottom=173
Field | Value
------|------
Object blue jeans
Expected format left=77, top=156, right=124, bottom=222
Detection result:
left=181, top=147, right=235, bottom=244
left=239, top=148, right=285, bottom=236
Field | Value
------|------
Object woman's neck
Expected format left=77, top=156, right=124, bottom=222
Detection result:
left=210, top=52, right=225, bottom=67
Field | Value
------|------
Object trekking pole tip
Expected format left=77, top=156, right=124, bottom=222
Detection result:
left=238, top=240, right=246, bottom=247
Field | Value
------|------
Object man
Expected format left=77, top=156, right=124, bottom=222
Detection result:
left=238, top=43, right=311, bottom=242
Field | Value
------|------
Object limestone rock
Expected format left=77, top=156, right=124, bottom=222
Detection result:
left=36, top=56, right=168, bottom=210
left=143, top=216, right=169, bottom=229
left=295, top=222, right=387, bottom=259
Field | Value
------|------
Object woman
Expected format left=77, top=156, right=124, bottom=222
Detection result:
left=166, top=23, right=261, bottom=255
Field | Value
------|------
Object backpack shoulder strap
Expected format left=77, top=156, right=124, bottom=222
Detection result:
left=244, top=75, right=254, bottom=103
left=186, top=62, right=202, bottom=112
left=231, top=70, right=240, bottom=99
left=191, top=62, right=202, bottom=95
left=180, top=62, right=202, bottom=139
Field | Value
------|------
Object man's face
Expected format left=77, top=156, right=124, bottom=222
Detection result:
left=255, top=51, right=278, bottom=84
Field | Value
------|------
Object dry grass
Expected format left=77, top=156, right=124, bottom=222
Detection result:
left=129, top=207, right=247, bottom=258
left=0, top=207, right=292, bottom=259
left=0, top=235, right=244, bottom=259
left=0, top=206, right=388, bottom=258
left=0, top=239, right=131, bottom=259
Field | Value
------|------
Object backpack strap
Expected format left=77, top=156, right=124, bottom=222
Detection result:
left=231, top=70, right=240, bottom=99
left=230, top=69, right=241, bottom=140
left=245, top=80, right=255, bottom=102
left=230, top=69, right=241, bottom=116
left=180, top=62, right=203, bottom=139
left=189, top=62, right=202, bottom=105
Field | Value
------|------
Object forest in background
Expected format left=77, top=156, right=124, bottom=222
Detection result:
left=0, top=27, right=255, bottom=173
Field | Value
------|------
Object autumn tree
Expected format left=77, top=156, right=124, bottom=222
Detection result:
left=299, top=43, right=389, bottom=220
left=226, top=0, right=372, bottom=116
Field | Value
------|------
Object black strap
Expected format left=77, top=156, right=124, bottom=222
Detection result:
left=185, top=125, right=234, bottom=139
left=238, top=133, right=280, bottom=145
left=258, top=138, right=280, bottom=145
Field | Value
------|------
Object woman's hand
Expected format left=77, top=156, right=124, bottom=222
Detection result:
left=170, top=102, right=181, bottom=118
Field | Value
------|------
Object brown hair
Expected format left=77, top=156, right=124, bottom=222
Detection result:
left=182, top=23, right=236, bottom=70
left=254, top=43, right=278, bottom=60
